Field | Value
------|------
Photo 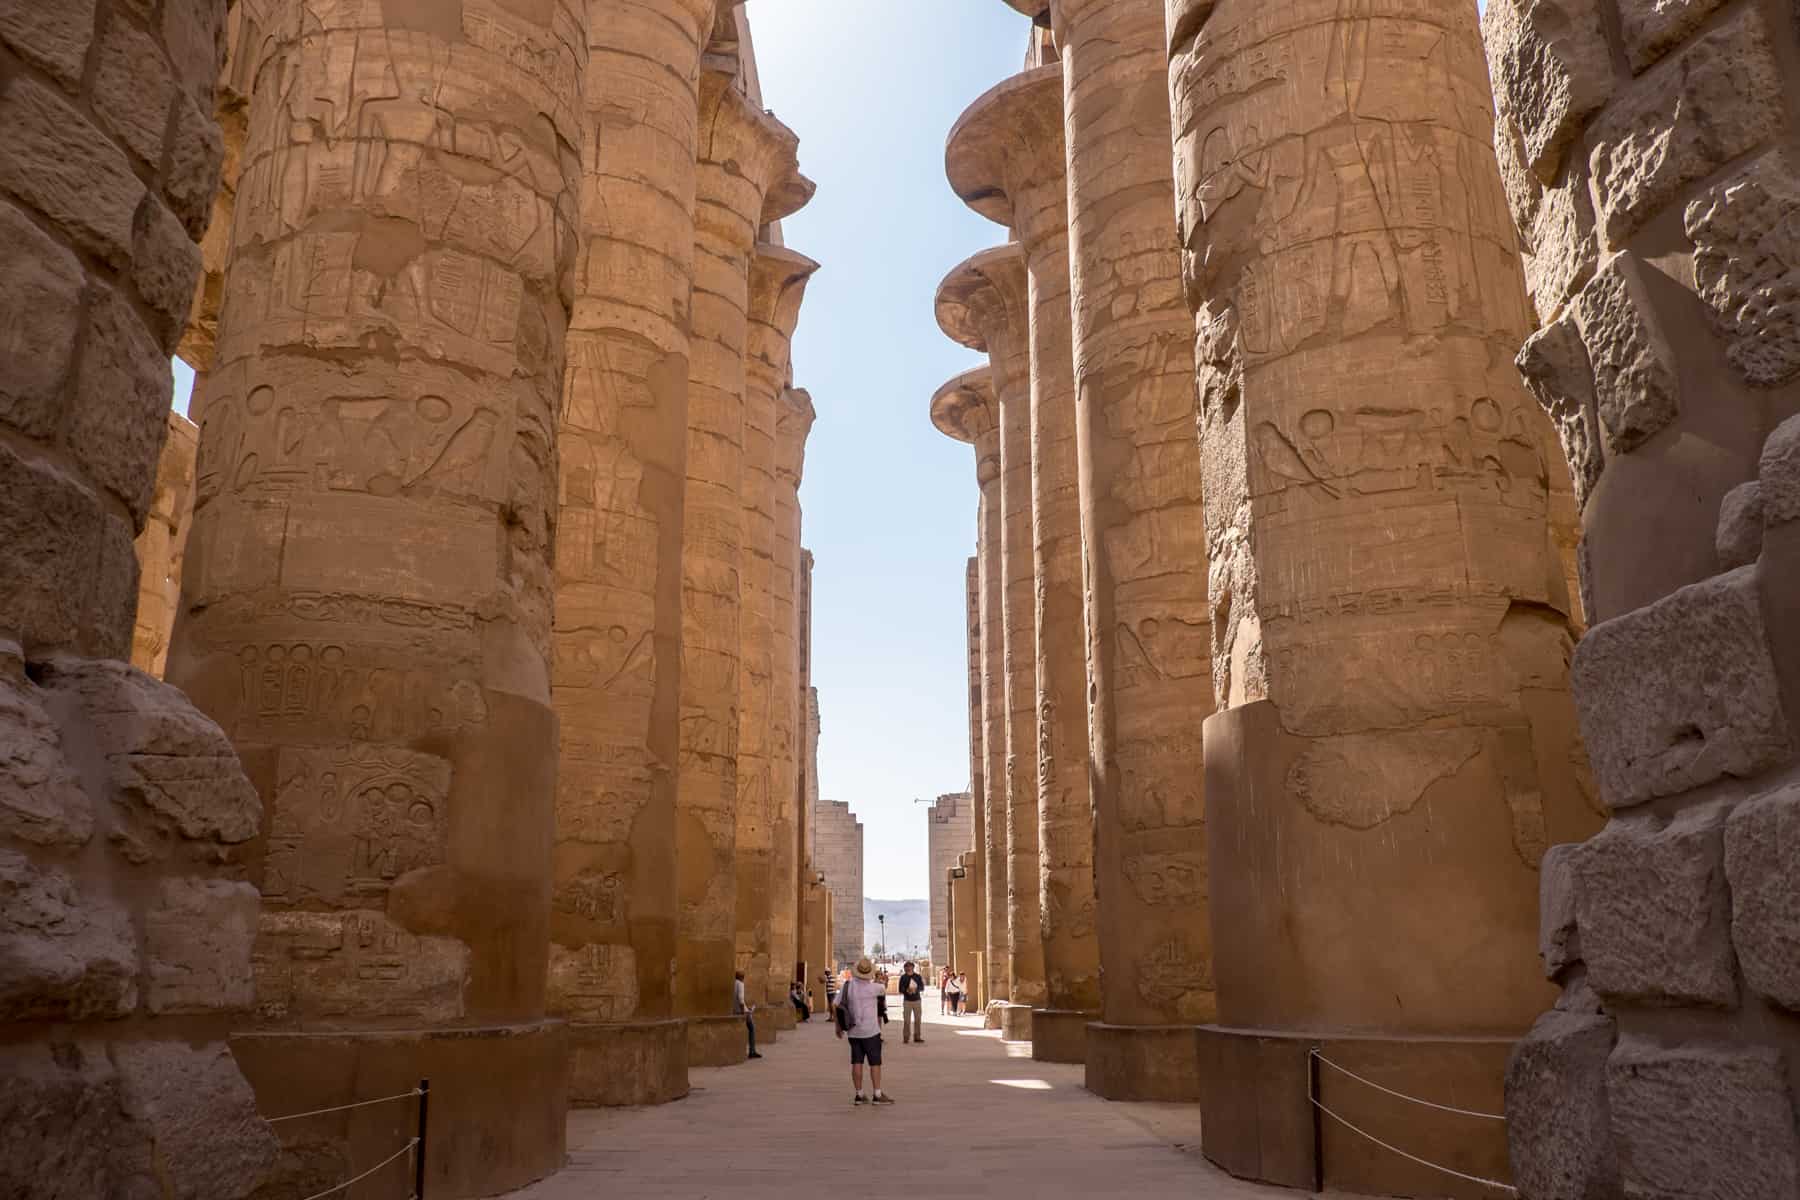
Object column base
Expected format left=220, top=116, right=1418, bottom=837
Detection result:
left=232, top=1019, right=567, bottom=1200
left=1083, top=1022, right=1202, bottom=1102
left=764, top=1003, right=797, bottom=1033
left=1030, top=1009, right=1095, bottom=1063
left=996, top=1002, right=1033, bottom=1042
left=685, top=1013, right=751, bottom=1067
left=568, top=1019, right=689, bottom=1107
left=1195, top=1025, right=1514, bottom=1198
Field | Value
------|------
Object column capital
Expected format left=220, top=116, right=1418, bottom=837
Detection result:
left=932, top=368, right=1001, bottom=485
left=935, top=243, right=1030, bottom=355
left=946, top=63, right=1067, bottom=245
left=698, top=69, right=815, bottom=232
left=774, top=386, right=816, bottom=488
left=748, top=243, right=820, bottom=394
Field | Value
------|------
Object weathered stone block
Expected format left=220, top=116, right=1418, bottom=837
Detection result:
left=92, top=13, right=176, bottom=166
left=41, top=657, right=261, bottom=848
left=1571, top=254, right=1678, bottom=455
left=0, top=1041, right=145, bottom=1200
left=1618, top=0, right=1729, bottom=73
left=0, top=0, right=98, bottom=87
left=1571, top=567, right=1791, bottom=806
left=1588, top=8, right=1783, bottom=247
left=1715, top=481, right=1764, bottom=571
left=0, top=445, right=134, bottom=660
left=113, top=1040, right=279, bottom=1199
left=0, top=849, right=138, bottom=1021
left=1506, top=1008, right=1619, bottom=1200
left=166, top=94, right=224, bottom=240
left=1518, top=313, right=1604, bottom=510
left=0, top=667, right=92, bottom=848
left=1607, top=1037, right=1800, bottom=1199
left=131, top=198, right=204, bottom=353
left=1724, top=784, right=1800, bottom=1012
left=69, top=284, right=171, bottom=524
left=1482, top=0, right=1614, bottom=180
left=1540, top=841, right=1582, bottom=977
left=1760, top=413, right=1800, bottom=526
left=0, top=77, right=145, bottom=267
left=145, top=878, right=259, bottom=1014
left=0, top=200, right=84, bottom=440
left=1686, top=152, right=1800, bottom=389
left=1573, top=807, right=1737, bottom=1008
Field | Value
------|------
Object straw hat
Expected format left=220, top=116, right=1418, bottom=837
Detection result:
left=853, top=957, right=876, bottom=981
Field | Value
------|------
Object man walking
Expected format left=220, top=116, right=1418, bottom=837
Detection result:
left=734, top=970, right=762, bottom=1060
left=898, top=961, right=926, bottom=1044
left=835, top=957, right=892, bottom=1104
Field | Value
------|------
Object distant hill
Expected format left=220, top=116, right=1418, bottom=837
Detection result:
left=863, top=898, right=929, bottom=957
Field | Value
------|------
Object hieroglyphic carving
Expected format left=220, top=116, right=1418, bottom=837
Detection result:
left=252, top=910, right=470, bottom=1024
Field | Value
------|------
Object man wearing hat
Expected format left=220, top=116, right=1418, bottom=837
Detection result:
left=834, top=957, right=892, bottom=1105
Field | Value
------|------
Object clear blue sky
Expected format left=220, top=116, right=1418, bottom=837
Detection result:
left=756, top=4, right=1030, bottom=900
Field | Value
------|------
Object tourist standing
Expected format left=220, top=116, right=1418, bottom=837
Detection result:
left=945, top=971, right=963, bottom=1015
left=898, top=960, right=926, bottom=1044
left=790, top=980, right=810, bottom=1021
left=835, top=957, right=892, bottom=1104
left=734, top=970, right=762, bottom=1060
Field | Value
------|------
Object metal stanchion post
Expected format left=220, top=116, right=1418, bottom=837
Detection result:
left=1309, top=1049, right=1323, bottom=1194
left=414, top=1079, right=431, bottom=1199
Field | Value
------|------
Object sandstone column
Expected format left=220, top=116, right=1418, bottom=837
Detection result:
left=678, top=64, right=810, bottom=1067
left=771, top=386, right=817, bottom=1015
left=949, top=63, right=1095, bottom=1046
left=0, top=2, right=278, bottom=1193
left=1046, top=0, right=1217, bottom=1092
left=169, top=3, right=586, bottom=1193
left=929, top=369, right=1000, bottom=1009
left=133, top=413, right=201, bottom=678
left=549, top=0, right=718, bottom=1110
left=1483, top=4, right=1800, bottom=1196
left=1167, top=1, right=1600, bottom=1193
left=936, top=249, right=1033, bottom=1014
left=742, top=245, right=818, bottom=1034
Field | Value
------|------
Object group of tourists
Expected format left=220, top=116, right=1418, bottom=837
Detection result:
left=937, top=965, right=970, bottom=1014
left=734, top=956, right=983, bottom=1106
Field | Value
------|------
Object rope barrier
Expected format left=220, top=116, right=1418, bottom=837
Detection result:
left=293, top=1136, right=419, bottom=1200
left=1310, top=1051, right=1508, bottom=1121
left=1309, top=1097, right=1517, bottom=1194
left=264, top=1089, right=424, bottom=1124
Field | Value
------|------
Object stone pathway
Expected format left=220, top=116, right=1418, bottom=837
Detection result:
left=506, top=1001, right=1327, bottom=1199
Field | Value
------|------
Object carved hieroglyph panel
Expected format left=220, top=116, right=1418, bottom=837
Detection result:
left=546, top=942, right=639, bottom=1023
left=264, top=746, right=452, bottom=906
left=253, top=910, right=468, bottom=1023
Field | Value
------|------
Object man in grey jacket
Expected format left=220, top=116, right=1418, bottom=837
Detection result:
left=733, top=970, right=762, bottom=1060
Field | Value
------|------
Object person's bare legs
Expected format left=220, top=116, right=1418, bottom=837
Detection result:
left=851, top=1063, right=864, bottom=1094
left=871, top=1065, right=882, bottom=1093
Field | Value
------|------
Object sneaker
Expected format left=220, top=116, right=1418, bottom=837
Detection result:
left=872, top=1093, right=895, bottom=1105
left=852, top=1094, right=868, bottom=1106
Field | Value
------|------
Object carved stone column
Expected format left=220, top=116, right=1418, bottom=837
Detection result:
left=133, top=413, right=201, bottom=678
left=742, top=246, right=817, bottom=1034
left=770, top=385, right=816, bottom=1015
left=1168, top=1, right=1600, bottom=1192
left=1048, top=0, right=1215, bottom=1092
left=679, top=65, right=810, bottom=1067
left=0, top=2, right=277, bottom=1193
left=931, top=370, right=1003, bottom=1013
left=950, top=63, right=1096, bottom=1048
left=937, top=247, right=1032, bottom=1015
left=169, top=3, right=586, bottom=1192
left=550, top=0, right=718, bottom=1111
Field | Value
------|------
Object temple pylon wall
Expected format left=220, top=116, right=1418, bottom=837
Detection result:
left=1485, top=1, right=1800, bottom=1195
left=0, top=1, right=278, bottom=1193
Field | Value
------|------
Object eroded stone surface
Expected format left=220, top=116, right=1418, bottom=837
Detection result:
left=1608, top=1038, right=1800, bottom=1199
left=1506, top=1008, right=1620, bottom=1200
left=1574, top=806, right=1737, bottom=1008
left=0, top=848, right=137, bottom=1021
left=1687, top=152, right=1800, bottom=388
left=1571, top=567, right=1791, bottom=807
left=1723, top=784, right=1800, bottom=1012
left=1571, top=254, right=1680, bottom=454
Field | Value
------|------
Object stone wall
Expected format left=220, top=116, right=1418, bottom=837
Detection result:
left=815, top=797, right=864, bottom=964
left=928, top=792, right=975, bottom=967
left=0, top=0, right=277, bottom=1194
left=1485, top=2, right=1800, bottom=1195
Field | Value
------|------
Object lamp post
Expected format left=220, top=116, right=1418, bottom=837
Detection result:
left=878, top=913, right=886, bottom=962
